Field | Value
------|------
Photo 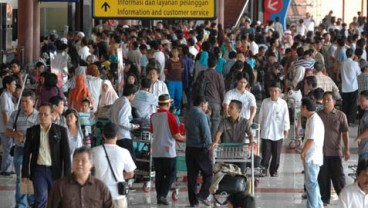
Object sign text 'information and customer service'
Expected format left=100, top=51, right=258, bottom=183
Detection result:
left=93, top=0, right=216, bottom=19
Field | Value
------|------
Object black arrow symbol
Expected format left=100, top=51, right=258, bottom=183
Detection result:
left=101, top=2, right=110, bottom=12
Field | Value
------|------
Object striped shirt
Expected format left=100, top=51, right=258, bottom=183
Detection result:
left=7, top=109, right=39, bottom=147
left=294, top=58, right=315, bottom=70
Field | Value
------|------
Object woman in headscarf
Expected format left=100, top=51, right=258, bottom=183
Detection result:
left=68, top=74, right=94, bottom=111
left=98, top=80, right=119, bottom=110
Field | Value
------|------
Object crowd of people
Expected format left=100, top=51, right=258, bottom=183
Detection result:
left=0, top=9, right=368, bottom=208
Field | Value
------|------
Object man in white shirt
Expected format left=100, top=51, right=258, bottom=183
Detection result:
left=259, top=82, right=290, bottom=177
left=223, top=73, right=256, bottom=123
left=110, top=84, right=140, bottom=161
left=300, top=98, right=325, bottom=208
left=248, top=34, right=259, bottom=56
left=147, top=67, right=169, bottom=97
left=132, top=78, right=158, bottom=126
left=338, top=159, right=368, bottom=208
left=92, top=122, right=136, bottom=208
left=151, top=41, right=166, bottom=81
left=340, top=48, right=361, bottom=125
left=304, top=12, right=315, bottom=32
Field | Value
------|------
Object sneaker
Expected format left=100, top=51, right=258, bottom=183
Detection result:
left=270, top=173, right=278, bottom=177
left=301, top=192, right=307, bottom=199
left=197, top=197, right=211, bottom=206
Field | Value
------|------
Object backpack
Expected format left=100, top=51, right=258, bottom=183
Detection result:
left=191, top=70, right=209, bottom=100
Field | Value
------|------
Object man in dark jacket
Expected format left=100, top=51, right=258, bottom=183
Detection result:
left=22, top=103, right=71, bottom=208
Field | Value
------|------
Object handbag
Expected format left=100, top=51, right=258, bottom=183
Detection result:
left=102, top=144, right=129, bottom=195
left=10, top=109, right=22, bottom=157
left=214, top=174, right=248, bottom=205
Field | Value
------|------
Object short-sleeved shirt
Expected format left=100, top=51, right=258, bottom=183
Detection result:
left=358, top=110, right=368, bottom=155
left=318, top=108, right=349, bottom=157
left=150, top=109, right=180, bottom=158
left=223, top=89, right=256, bottom=119
left=132, top=90, right=158, bottom=121
left=0, top=91, right=15, bottom=133
left=218, top=117, right=252, bottom=143
left=92, top=144, right=136, bottom=200
left=7, top=109, right=39, bottom=147
left=47, top=174, right=114, bottom=208
left=304, top=112, right=325, bottom=165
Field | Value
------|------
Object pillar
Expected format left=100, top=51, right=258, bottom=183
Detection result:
left=218, top=0, right=224, bottom=27
left=17, top=0, right=33, bottom=67
left=33, top=0, right=40, bottom=62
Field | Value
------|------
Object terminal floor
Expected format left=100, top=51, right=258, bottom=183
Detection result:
left=0, top=126, right=359, bottom=208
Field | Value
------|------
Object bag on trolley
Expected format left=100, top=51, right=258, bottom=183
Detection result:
left=210, top=163, right=248, bottom=204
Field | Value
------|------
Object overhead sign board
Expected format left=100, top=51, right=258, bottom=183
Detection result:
left=264, top=0, right=291, bottom=31
left=93, top=0, right=217, bottom=19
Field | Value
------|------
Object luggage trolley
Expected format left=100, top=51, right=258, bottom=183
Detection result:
left=214, top=143, right=255, bottom=197
left=171, top=141, right=187, bottom=201
left=132, top=127, right=155, bottom=192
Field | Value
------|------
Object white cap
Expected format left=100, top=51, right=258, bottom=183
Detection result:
left=77, top=32, right=85, bottom=38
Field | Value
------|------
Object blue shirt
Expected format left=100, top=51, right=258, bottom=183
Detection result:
left=184, top=107, right=212, bottom=148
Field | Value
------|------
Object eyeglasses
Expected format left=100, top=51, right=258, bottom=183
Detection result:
left=39, top=113, right=51, bottom=117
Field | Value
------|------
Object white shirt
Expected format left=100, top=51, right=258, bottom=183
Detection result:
left=304, top=18, right=315, bottom=31
left=304, top=112, right=325, bottom=166
left=0, top=91, right=15, bottom=133
left=338, top=182, right=368, bottom=208
left=153, top=51, right=166, bottom=81
left=92, top=144, right=136, bottom=200
left=150, top=80, right=169, bottom=97
left=259, top=98, right=290, bottom=141
left=223, top=88, right=256, bottom=120
left=110, top=97, right=134, bottom=139
left=340, top=58, right=361, bottom=93
left=132, top=90, right=158, bottom=120
left=189, top=46, right=198, bottom=58
left=249, top=41, right=259, bottom=56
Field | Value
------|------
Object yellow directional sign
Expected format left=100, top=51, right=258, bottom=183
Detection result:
left=93, top=0, right=217, bottom=19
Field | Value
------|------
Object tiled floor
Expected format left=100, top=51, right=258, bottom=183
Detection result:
left=0, top=126, right=359, bottom=208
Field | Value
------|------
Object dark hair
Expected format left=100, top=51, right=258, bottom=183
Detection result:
left=81, top=98, right=91, bottom=105
left=236, top=72, right=248, bottom=82
left=229, top=51, right=237, bottom=59
left=2, top=75, right=16, bottom=89
left=49, top=96, right=64, bottom=107
left=230, top=100, right=243, bottom=111
left=227, top=191, right=255, bottom=208
left=323, top=91, right=337, bottom=101
left=301, top=98, right=316, bottom=111
left=122, top=84, right=138, bottom=96
left=10, top=59, right=20, bottom=66
left=357, top=159, right=368, bottom=176
left=39, top=102, right=53, bottom=111
left=355, top=48, right=363, bottom=57
left=312, top=88, right=324, bottom=101
left=208, top=56, right=218, bottom=68
left=140, top=78, right=151, bottom=89
left=360, top=90, right=368, bottom=100
left=73, top=146, right=92, bottom=160
left=306, top=76, right=317, bottom=88
left=296, top=47, right=305, bottom=57
left=44, top=73, right=58, bottom=89
left=35, top=61, right=45, bottom=68
left=22, top=90, right=36, bottom=101
left=102, top=122, right=119, bottom=140
left=63, top=108, right=79, bottom=123
left=193, top=96, right=207, bottom=106
left=314, top=61, right=324, bottom=72
left=346, top=48, right=354, bottom=58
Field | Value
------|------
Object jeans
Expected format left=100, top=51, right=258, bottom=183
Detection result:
left=208, top=103, right=221, bottom=138
left=304, top=162, right=323, bottom=208
left=185, top=147, right=213, bottom=206
left=0, top=133, right=13, bottom=172
left=14, top=146, right=34, bottom=208
left=32, top=165, right=53, bottom=208
left=167, top=81, right=183, bottom=110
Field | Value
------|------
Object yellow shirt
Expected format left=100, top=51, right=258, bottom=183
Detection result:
left=37, top=124, right=52, bottom=166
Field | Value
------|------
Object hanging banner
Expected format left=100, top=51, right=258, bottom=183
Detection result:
left=263, top=0, right=291, bottom=31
